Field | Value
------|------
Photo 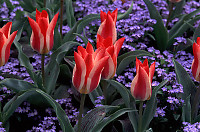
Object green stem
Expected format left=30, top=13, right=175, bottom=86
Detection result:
left=191, top=85, right=200, bottom=120
left=138, top=101, right=144, bottom=132
left=101, top=80, right=108, bottom=105
left=44, top=0, right=46, bottom=8
left=165, top=2, right=174, bottom=28
left=60, top=0, right=64, bottom=38
left=78, top=94, right=86, bottom=132
left=41, top=54, right=45, bottom=88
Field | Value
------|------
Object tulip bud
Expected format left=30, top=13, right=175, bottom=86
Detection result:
left=0, top=22, right=17, bottom=66
left=192, top=37, right=200, bottom=81
left=28, top=9, right=59, bottom=54
left=97, top=34, right=125, bottom=79
left=131, top=58, right=155, bottom=101
left=97, top=9, right=118, bottom=44
left=72, top=42, right=109, bottom=94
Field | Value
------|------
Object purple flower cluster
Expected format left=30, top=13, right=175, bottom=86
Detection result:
left=0, top=122, right=6, bottom=132
left=183, top=122, right=200, bottom=132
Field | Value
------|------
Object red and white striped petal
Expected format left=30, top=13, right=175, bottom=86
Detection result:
left=97, top=14, right=117, bottom=43
left=131, top=66, right=151, bottom=101
left=0, top=31, right=7, bottom=66
left=28, top=17, right=44, bottom=54
left=46, top=12, right=59, bottom=54
left=100, top=10, right=107, bottom=23
left=86, top=42, right=94, bottom=54
left=149, top=61, right=156, bottom=82
left=114, top=37, right=125, bottom=56
left=0, top=22, right=12, bottom=38
left=86, top=56, right=109, bottom=93
left=197, top=37, right=200, bottom=45
left=72, top=52, right=86, bottom=92
left=110, top=8, right=118, bottom=26
left=1, top=31, right=17, bottom=66
left=192, top=42, right=200, bottom=81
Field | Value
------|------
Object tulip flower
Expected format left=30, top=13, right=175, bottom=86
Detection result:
left=192, top=37, right=200, bottom=81
left=72, top=42, right=109, bottom=94
left=131, top=58, right=155, bottom=101
left=28, top=9, right=59, bottom=54
left=97, top=9, right=118, bottom=44
left=0, top=22, right=17, bottom=66
left=96, top=34, right=125, bottom=79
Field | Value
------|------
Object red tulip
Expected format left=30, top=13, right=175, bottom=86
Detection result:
left=0, top=22, right=17, bottom=66
left=72, top=42, right=109, bottom=94
left=97, top=9, right=118, bottom=44
left=97, top=34, right=125, bottom=79
left=131, top=58, right=155, bottom=101
left=28, top=9, right=59, bottom=54
left=192, top=37, right=200, bottom=81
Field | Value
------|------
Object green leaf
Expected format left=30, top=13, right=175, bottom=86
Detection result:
left=74, top=106, right=116, bottom=132
left=193, top=23, right=200, bottom=41
left=53, top=25, right=62, bottom=50
left=63, top=14, right=100, bottom=43
left=142, top=80, right=168, bottom=131
left=143, top=0, right=169, bottom=51
left=117, top=50, right=153, bottom=75
left=182, top=95, right=191, bottom=123
left=173, top=59, right=196, bottom=101
left=170, top=0, right=185, bottom=20
left=108, top=80, right=138, bottom=132
left=91, top=108, right=134, bottom=132
left=45, top=41, right=80, bottom=94
left=13, top=40, right=38, bottom=87
left=118, top=119, right=134, bottom=132
left=117, top=2, right=133, bottom=20
left=169, top=8, right=200, bottom=38
left=0, top=78, right=36, bottom=93
left=168, top=16, right=200, bottom=47
left=35, top=89, right=74, bottom=132
left=19, top=0, right=36, bottom=13
left=65, top=0, right=76, bottom=28
left=2, top=89, right=37, bottom=124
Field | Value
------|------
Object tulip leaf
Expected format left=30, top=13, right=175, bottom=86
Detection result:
left=173, top=59, right=196, bottom=101
left=143, top=0, right=169, bottom=51
left=108, top=80, right=138, bottom=132
left=117, top=50, right=153, bottom=75
left=0, top=78, right=36, bottom=93
left=19, top=0, right=36, bottom=13
left=74, top=106, right=117, bottom=132
left=168, top=16, right=200, bottom=48
left=182, top=95, right=191, bottom=123
left=35, top=89, right=74, bottom=132
left=65, top=0, right=76, bottom=28
left=2, top=89, right=37, bottom=124
left=45, top=41, right=80, bottom=94
left=13, top=40, right=38, bottom=87
left=91, top=108, right=134, bottom=132
left=142, top=79, right=168, bottom=132
left=53, top=25, right=62, bottom=50
left=193, top=23, right=200, bottom=41
left=117, top=2, right=133, bottom=20
left=118, top=119, right=134, bottom=132
left=169, top=8, right=200, bottom=39
left=63, top=14, right=100, bottom=43
left=170, top=0, right=185, bottom=20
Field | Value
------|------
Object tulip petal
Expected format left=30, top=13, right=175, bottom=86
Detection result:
left=78, top=46, right=87, bottom=58
left=72, top=52, right=86, bottom=92
left=1, top=31, right=17, bottom=66
left=97, top=13, right=117, bottom=43
left=0, top=22, right=12, bottom=38
left=114, top=37, right=125, bottom=56
left=86, top=56, right=109, bottom=93
left=192, top=42, right=200, bottom=81
left=149, top=61, right=156, bottom=82
left=0, top=31, right=6, bottom=66
left=86, top=42, right=94, bottom=54
left=131, top=66, right=151, bottom=101
left=28, top=17, right=44, bottom=53
left=111, top=9, right=118, bottom=26
left=46, top=12, right=59, bottom=54
left=100, top=10, right=107, bottom=23
left=197, top=37, right=200, bottom=45
left=142, top=58, right=149, bottom=75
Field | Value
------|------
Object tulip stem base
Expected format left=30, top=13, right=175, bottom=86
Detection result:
left=78, top=94, right=86, bottom=132
left=41, top=54, right=45, bottom=89
left=101, top=80, right=108, bottom=105
left=138, top=101, right=143, bottom=132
